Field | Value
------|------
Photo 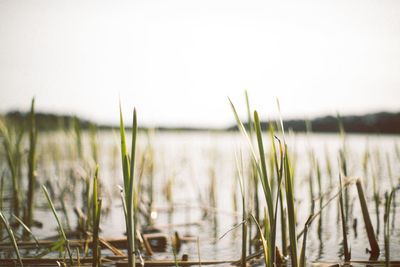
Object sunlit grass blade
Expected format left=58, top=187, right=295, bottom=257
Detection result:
left=253, top=110, right=276, bottom=263
left=228, top=98, right=260, bottom=168
left=339, top=175, right=350, bottom=261
left=93, top=199, right=102, bottom=267
left=276, top=100, right=298, bottom=267
left=250, top=214, right=269, bottom=267
left=0, top=120, right=21, bottom=218
left=119, top=103, right=137, bottom=267
left=254, top=111, right=274, bottom=222
left=299, top=216, right=312, bottom=267
left=92, top=165, right=101, bottom=267
left=12, top=214, right=39, bottom=248
left=25, top=97, right=37, bottom=231
left=235, top=152, right=247, bottom=267
left=0, top=211, right=23, bottom=267
left=73, top=116, right=83, bottom=159
left=384, top=189, right=396, bottom=267
left=355, top=178, right=379, bottom=259
left=42, top=185, right=73, bottom=263
left=119, top=103, right=130, bottom=192
left=35, top=240, right=64, bottom=258
left=284, top=144, right=298, bottom=267
left=170, top=236, right=179, bottom=267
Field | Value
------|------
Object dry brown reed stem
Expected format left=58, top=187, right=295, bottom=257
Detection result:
left=356, top=178, right=380, bottom=259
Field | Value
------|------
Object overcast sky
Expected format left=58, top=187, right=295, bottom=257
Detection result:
left=1, top=0, right=399, bottom=127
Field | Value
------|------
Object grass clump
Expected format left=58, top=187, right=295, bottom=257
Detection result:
left=119, top=104, right=138, bottom=267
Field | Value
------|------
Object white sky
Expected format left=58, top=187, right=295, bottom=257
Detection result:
left=0, top=0, right=399, bottom=128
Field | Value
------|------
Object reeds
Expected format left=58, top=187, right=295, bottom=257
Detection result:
left=355, top=178, right=379, bottom=259
left=0, top=119, right=23, bottom=218
left=230, top=98, right=295, bottom=267
left=384, top=190, right=396, bottom=267
left=119, top=105, right=138, bottom=267
left=92, top=165, right=102, bottom=267
left=41, top=185, right=73, bottom=262
left=339, top=175, right=350, bottom=261
left=24, top=98, right=37, bottom=231
left=0, top=211, right=23, bottom=266
left=235, top=152, right=247, bottom=267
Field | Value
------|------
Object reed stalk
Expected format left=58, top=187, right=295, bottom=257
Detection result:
left=230, top=98, right=289, bottom=266
left=171, top=236, right=179, bottom=267
left=92, top=165, right=102, bottom=267
left=355, top=178, right=379, bottom=259
left=0, top=121, right=23, bottom=218
left=119, top=105, right=138, bottom=267
left=0, top=211, right=23, bottom=267
left=89, top=123, right=99, bottom=165
left=42, top=185, right=73, bottom=263
left=384, top=190, right=395, bottom=267
left=235, top=152, right=247, bottom=267
left=299, top=216, right=312, bottom=267
left=250, top=214, right=269, bottom=267
left=24, top=98, right=37, bottom=231
left=12, top=215, right=39, bottom=248
left=284, top=143, right=298, bottom=267
left=73, top=117, right=83, bottom=159
left=339, top=175, right=350, bottom=261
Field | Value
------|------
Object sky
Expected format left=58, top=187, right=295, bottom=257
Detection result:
left=0, top=0, right=399, bottom=128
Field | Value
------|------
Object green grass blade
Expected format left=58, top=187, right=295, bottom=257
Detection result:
left=93, top=199, right=102, bottom=267
left=339, top=175, right=350, bottom=261
left=0, top=211, right=23, bottom=266
left=228, top=98, right=260, bottom=165
left=130, top=108, right=137, bottom=191
left=35, top=240, right=64, bottom=258
left=26, top=97, right=37, bottom=229
left=250, top=214, right=270, bottom=267
left=92, top=165, right=99, bottom=231
left=42, top=185, right=73, bottom=263
left=284, top=145, right=298, bottom=267
left=253, top=111, right=273, bottom=220
left=12, top=215, right=39, bottom=247
left=299, top=216, right=312, bottom=267
left=119, top=102, right=130, bottom=191
left=171, top=236, right=179, bottom=267
left=384, top=190, right=395, bottom=267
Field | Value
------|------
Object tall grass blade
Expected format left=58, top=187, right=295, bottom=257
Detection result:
left=93, top=199, right=102, bottom=267
left=0, top=211, right=23, bottom=266
left=0, top=121, right=21, bottom=218
left=12, top=215, right=39, bottom=247
left=92, top=165, right=101, bottom=267
left=299, top=216, right=312, bottom=267
left=384, top=190, right=395, bottom=267
left=119, top=104, right=137, bottom=267
left=250, top=214, right=269, bottom=267
left=339, top=175, right=350, bottom=261
left=25, top=97, right=37, bottom=231
left=42, top=185, right=73, bottom=263
left=253, top=111, right=274, bottom=222
left=235, top=152, right=247, bottom=267
left=171, top=236, right=179, bottom=267
left=284, top=144, right=298, bottom=267
left=355, top=178, right=379, bottom=259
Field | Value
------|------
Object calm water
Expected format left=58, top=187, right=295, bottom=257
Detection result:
left=3, top=130, right=400, bottom=264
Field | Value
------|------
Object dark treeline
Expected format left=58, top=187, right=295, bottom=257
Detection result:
left=3, top=111, right=93, bottom=131
left=229, top=112, right=400, bottom=134
left=2, top=110, right=400, bottom=134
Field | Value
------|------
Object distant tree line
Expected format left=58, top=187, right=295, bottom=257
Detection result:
left=3, top=111, right=93, bottom=131
left=2, top=110, right=400, bottom=134
left=227, top=112, right=400, bottom=134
